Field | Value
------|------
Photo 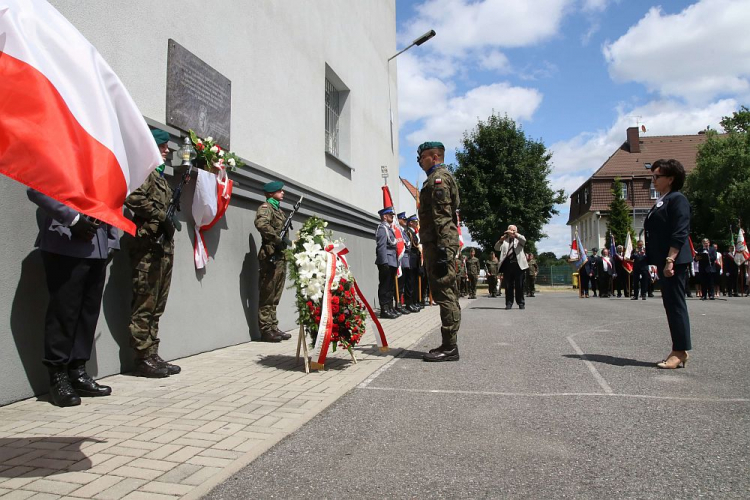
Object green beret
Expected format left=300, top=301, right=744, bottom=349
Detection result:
left=151, top=129, right=170, bottom=145
left=417, top=141, right=445, bottom=156
left=263, top=180, right=284, bottom=193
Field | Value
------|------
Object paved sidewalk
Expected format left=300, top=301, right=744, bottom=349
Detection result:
left=0, top=303, right=447, bottom=500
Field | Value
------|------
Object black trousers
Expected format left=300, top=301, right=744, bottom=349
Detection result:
left=598, top=274, right=612, bottom=297
left=378, top=264, right=397, bottom=309
left=399, top=267, right=415, bottom=305
left=658, top=263, right=691, bottom=351
left=579, top=272, right=589, bottom=295
left=504, top=262, right=525, bottom=306
left=726, top=272, right=738, bottom=296
left=632, top=269, right=650, bottom=298
left=699, top=269, right=714, bottom=298
left=41, top=251, right=108, bottom=368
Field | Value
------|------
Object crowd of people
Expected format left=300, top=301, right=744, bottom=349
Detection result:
left=578, top=239, right=749, bottom=300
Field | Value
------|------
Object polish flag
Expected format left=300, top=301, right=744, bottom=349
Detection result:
left=192, top=169, right=233, bottom=269
left=622, top=232, right=633, bottom=273
left=381, top=185, right=405, bottom=265
left=0, top=0, right=162, bottom=235
left=736, top=228, right=750, bottom=266
left=456, top=210, right=465, bottom=248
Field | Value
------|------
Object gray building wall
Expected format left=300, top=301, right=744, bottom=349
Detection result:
left=0, top=1, right=398, bottom=406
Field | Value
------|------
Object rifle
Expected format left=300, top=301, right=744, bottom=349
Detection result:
left=269, top=195, right=304, bottom=262
left=157, top=162, right=192, bottom=245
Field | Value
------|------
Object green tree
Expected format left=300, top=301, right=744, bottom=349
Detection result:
left=605, top=178, right=635, bottom=247
left=686, top=107, right=750, bottom=245
left=536, top=251, right=558, bottom=267
left=453, top=114, right=565, bottom=251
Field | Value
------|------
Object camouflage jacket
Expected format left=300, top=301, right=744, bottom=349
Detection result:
left=486, top=259, right=499, bottom=276
left=528, top=258, right=539, bottom=276
left=125, top=171, right=174, bottom=254
left=255, top=201, right=286, bottom=261
left=417, top=164, right=460, bottom=254
left=466, top=257, right=480, bottom=276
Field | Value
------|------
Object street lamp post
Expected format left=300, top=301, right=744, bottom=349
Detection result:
left=387, top=30, right=436, bottom=152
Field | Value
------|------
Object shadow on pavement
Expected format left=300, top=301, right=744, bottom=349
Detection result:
left=255, top=354, right=354, bottom=372
left=563, top=354, right=655, bottom=367
left=0, top=437, right=103, bottom=476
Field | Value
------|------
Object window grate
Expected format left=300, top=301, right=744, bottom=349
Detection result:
left=325, top=79, right=340, bottom=157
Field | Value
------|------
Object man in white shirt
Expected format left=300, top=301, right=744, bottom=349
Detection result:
left=494, top=225, right=529, bottom=309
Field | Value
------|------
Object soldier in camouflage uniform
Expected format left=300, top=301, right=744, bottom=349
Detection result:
left=526, top=253, right=539, bottom=297
left=466, top=248, right=480, bottom=299
left=417, top=141, right=461, bottom=362
left=255, top=181, right=292, bottom=342
left=486, top=251, right=499, bottom=297
left=125, top=128, right=181, bottom=378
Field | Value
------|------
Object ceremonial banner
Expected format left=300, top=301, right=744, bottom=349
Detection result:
left=456, top=211, right=465, bottom=248
left=381, top=185, right=405, bottom=274
left=570, top=230, right=587, bottom=269
left=191, top=168, right=233, bottom=269
left=622, top=232, right=633, bottom=273
left=735, top=228, right=749, bottom=266
left=0, top=0, right=161, bottom=234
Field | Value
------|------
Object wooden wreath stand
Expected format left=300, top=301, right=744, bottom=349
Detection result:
left=296, top=325, right=357, bottom=373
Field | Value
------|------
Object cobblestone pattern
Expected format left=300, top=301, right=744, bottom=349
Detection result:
left=0, top=305, right=445, bottom=499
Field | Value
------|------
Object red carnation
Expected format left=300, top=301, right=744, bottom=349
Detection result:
left=332, top=296, right=340, bottom=304
left=338, top=314, right=345, bottom=323
left=332, top=304, right=340, bottom=314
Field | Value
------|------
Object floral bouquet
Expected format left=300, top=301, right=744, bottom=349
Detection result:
left=189, top=130, right=245, bottom=172
left=287, top=216, right=370, bottom=357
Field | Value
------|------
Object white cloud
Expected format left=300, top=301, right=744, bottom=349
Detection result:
left=396, top=53, right=453, bottom=125
left=603, top=0, right=750, bottom=103
left=581, top=0, right=609, bottom=13
left=404, top=82, right=543, bottom=152
left=478, top=50, right=511, bottom=73
left=537, top=213, right=574, bottom=257
left=401, top=0, right=572, bottom=57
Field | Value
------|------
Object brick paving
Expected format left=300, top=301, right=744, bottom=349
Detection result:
left=0, top=304, right=445, bottom=499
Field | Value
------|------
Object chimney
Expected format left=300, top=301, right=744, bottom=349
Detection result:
left=626, top=127, right=640, bottom=153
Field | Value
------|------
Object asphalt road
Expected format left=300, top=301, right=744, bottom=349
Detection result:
left=206, top=292, right=750, bottom=499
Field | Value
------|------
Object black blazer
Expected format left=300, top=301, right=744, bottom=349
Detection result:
left=644, top=190, right=692, bottom=266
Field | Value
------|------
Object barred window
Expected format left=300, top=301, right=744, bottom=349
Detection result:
left=325, top=78, right=340, bottom=157
left=621, top=183, right=628, bottom=199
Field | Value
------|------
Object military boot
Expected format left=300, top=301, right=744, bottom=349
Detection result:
left=397, top=304, right=411, bottom=315
left=380, top=305, right=397, bottom=319
left=407, top=303, right=420, bottom=313
left=133, top=355, right=169, bottom=378
left=274, top=328, right=292, bottom=340
left=69, top=362, right=111, bottom=397
left=260, top=330, right=283, bottom=342
left=48, top=368, right=81, bottom=407
left=423, top=345, right=459, bottom=362
left=391, top=305, right=402, bottom=317
left=152, top=354, right=181, bottom=375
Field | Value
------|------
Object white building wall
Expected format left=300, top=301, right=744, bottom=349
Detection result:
left=0, top=0, right=397, bottom=405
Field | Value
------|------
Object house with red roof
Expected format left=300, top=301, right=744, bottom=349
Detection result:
left=567, top=126, right=711, bottom=253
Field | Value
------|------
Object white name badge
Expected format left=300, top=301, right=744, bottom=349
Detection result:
left=656, top=201, right=664, bottom=208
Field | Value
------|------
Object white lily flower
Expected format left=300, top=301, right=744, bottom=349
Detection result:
left=228, top=158, right=236, bottom=166
left=206, top=136, right=213, bottom=142
left=218, top=150, right=225, bottom=157
left=210, top=146, right=219, bottom=153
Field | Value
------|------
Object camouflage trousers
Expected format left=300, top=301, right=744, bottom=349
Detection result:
left=468, top=274, right=478, bottom=297
left=258, top=256, right=286, bottom=335
left=129, top=244, right=173, bottom=356
left=422, top=243, right=461, bottom=347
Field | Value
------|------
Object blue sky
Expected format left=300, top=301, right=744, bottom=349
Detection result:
left=393, top=0, right=750, bottom=255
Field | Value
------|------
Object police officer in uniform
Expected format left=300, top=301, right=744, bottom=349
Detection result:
left=27, top=189, right=116, bottom=406
left=376, top=207, right=399, bottom=319
left=466, top=248, right=480, bottom=299
left=403, top=214, right=422, bottom=312
left=408, top=215, right=428, bottom=307
left=395, top=212, right=412, bottom=316
left=255, top=181, right=292, bottom=342
left=125, top=128, right=181, bottom=378
left=417, top=141, right=461, bottom=362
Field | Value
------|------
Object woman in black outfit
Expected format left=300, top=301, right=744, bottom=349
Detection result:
left=644, top=159, right=693, bottom=369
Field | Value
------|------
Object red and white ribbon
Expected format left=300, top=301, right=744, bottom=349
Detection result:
left=310, top=243, right=389, bottom=367
left=192, top=167, right=233, bottom=269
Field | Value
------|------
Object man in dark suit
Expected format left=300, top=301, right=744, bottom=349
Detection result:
left=580, top=251, right=596, bottom=298
left=695, top=238, right=717, bottom=300
left=589, top=248, right=600, bottom=297
left=628, top=240, right=650, bottom=300
left=27, top=189, right=116, bottom=407
left=376, top=207, right=399, bottom=318
left=597, top=248, right=614, bottom=297
left=723, top=245, right=739, bottom=297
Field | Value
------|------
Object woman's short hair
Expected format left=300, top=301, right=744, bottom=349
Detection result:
left=651, top=158, right=686, bottom=191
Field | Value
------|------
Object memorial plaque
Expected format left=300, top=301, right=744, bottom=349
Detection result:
left=167, top=39, right=232, bottom=149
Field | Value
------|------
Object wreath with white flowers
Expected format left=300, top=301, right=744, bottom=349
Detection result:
left=286, top=216, right=367, bottom=353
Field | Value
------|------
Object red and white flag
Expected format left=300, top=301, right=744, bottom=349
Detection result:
left=736, top=228, right=750, bottom=266
left=0, top=0, right=161, bottom=235
left=192, top=169, right=233, bottom=269
left=456, top=211, right=465, bottom=248
left=381, top=185, right=405, bottom=274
